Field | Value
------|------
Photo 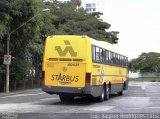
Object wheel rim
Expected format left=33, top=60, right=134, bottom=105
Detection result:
left=106, top=87, right=109, bottom=99
left=102, top=89, right=104, bottom=99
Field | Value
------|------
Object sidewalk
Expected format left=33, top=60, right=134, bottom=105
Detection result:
left=0, top=88, right=41, bottom=97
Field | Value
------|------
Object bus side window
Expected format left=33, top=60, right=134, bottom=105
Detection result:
left=115, top=53, right=117, bottom=65
left=117, top=54, right=120, bottom=65
left=96, top=47, right=100, bottom=62
left=110, top=52, right=113, bottom=64
left=112, top=52, right=115, bottom=64
left=99, top=48, right=103, bottom=62
left=92, top=46, right=96, bottom=62
left=122, top=56, right=125, bottom=66
left=108, top=51, right=110, bottom=64
left=102, top=49, right=106, bottom=63
left=124, top=57, right=127, bottom=67
left=118, top=55, right=121, bottom=65
left=120, top=55, right=122, bottom=66
left=106, top=50, right=109, bottom=63
left=116, top=53, right=119, bottom=65
left=113, top=53, right=116, bottom=65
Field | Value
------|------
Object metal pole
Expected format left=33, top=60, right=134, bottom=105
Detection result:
left=5, top=8, right=50, bottom=94
left=6, top=33, right=10, bottom=94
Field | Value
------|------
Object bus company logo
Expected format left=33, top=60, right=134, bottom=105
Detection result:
left=55, top=40, right=77, bottom=57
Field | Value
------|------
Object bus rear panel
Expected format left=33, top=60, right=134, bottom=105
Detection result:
left=42, top=35, right=92, bottom=96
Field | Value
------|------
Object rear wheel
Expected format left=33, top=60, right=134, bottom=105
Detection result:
left=118, top=91, right=123, bottom=96
left=97, top=86, right=105, bottom=102
left=105, top=85, right=110, bottom=100
left=59, top=94, right=74, bottom=102
left=118, top=83, right=124, bottom=96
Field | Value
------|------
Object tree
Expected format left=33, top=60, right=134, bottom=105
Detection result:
left=43, top=1, right=119, bottom=44
left=71, top=0, right=81, bottom=7
left=0, top=0, right=44, bottom=90
left=129, top=52, right=160, bottom=73
left=0, top=0, right=120, bottom=92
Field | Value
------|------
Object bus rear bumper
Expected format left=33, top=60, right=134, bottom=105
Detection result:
left=42, top=83, right=92, bottom=96
left=42, top=82, right=104, bottom=97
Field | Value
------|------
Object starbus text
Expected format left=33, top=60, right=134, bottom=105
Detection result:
left=51, top=74, right=79, bottom=82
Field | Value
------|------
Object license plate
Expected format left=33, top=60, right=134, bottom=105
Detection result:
left=60, top=82, right=71, bottom=86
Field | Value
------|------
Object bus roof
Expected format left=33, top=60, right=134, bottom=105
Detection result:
left=47, top=35, right=127, bottom=57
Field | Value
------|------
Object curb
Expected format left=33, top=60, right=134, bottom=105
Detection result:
left=0, top=88, right=41, bottom=97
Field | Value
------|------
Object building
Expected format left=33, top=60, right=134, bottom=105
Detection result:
left=81, top=0, right=104, bottom=14
left=44, top=0, right=70, bottom=3
left=45, top=0, right=104, bottom=18
left=48, top=0, right=104, bottom=14
left=83, top=2, right=96, bottom=13
left=57, top=0, right=70, bottom=2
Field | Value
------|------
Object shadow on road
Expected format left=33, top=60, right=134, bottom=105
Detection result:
left=36, top=93, right=125, bottom=106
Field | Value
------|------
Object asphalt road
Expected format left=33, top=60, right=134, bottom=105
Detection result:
left=0, top=81, right=160, bottom=119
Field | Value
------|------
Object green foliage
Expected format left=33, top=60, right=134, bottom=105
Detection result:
left=0, top=1, right=10, bottom=38
left=129, top=52, right=160, bottom=73
left=0, top=0, right=44, bottom=82
left=43, top=1, right=119, bottom=43
left=0, top=0, right=119, bottom=90
left=11, top=50, right=33, bottom=81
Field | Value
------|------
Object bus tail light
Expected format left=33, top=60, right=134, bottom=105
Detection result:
left=85, top=73, right=91, bottom=83
left=41, top=71, right=45, bottom=81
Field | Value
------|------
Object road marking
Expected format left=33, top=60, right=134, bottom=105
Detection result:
left=40, top=97, right=59, bottom=101
left=84, top=106, right=115, bottom=112
left=141, top=85, right=146, bottom=90
left=148, top=107, right=160, bottom=109
left=1, top=92, right=45, bottom=98
left=0, top=103, right=46, bottom=113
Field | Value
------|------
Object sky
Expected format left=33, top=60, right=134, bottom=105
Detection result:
left=101, top=0, right=160, bottom=60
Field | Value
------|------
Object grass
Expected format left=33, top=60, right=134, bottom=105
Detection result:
left=129, top=77, right=160, bottom=82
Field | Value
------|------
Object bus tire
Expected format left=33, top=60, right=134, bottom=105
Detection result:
left=105, top=85, right=110, bottom=100
left=118, top=91, right=123, bottom=96
left=59, top=94, right=74, bottom=102
left=118, top=83, right=124, bottom=96
left=97, top=86, right=105, bottom=102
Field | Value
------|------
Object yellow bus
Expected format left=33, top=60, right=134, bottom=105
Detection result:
left=42, top=35, right=128, bottom=102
